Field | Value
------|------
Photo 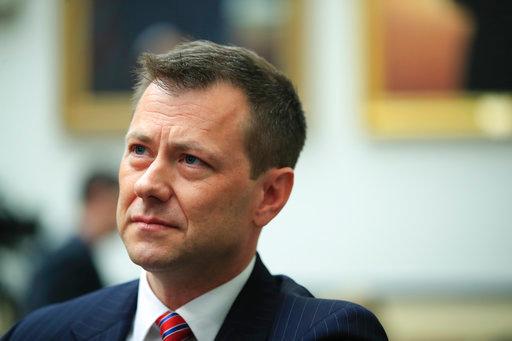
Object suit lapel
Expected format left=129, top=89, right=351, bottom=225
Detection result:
left=67, top=258, right=279, bottom=340
left=215, top=255, right=281, bottom=341
left=70, top=280, right=138, bottom=341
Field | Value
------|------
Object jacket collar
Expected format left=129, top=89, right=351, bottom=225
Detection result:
left=215, top=254, right=280, bottom=340
left=69, top=255, right=278, bottom=340
left=70, top=280, right=138, bottom=341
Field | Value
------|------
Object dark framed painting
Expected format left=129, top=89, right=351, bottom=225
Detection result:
left=364, top=0, right=512, bottom=139
left=62, top=0, right=303, bottom=132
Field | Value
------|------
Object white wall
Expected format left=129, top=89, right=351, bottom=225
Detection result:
left=1, top=0, right=511, bottom=295
left=258, top=0, right=512, bottom=295
left=0, top=0, right=133, bottom=290
left=0, top=0, right=124, bottom=237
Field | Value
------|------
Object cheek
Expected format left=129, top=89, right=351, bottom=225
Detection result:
left=117, top=168, right=138, bottom=217
left=117, top=186, right=131, bottom=211
left=184, top=181, right=253, bottom=227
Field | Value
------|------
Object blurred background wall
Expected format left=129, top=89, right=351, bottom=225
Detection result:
left=1, top=0, right=512, bottom=339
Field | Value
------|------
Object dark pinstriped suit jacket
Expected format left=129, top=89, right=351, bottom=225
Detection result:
left=3, top=256, right=387, bottom=340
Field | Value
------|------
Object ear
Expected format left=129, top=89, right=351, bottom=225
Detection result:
left=253, top=167, right=294, bottom=228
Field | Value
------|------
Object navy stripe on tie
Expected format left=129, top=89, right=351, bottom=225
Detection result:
left=162, top=323, right=189, bottom=338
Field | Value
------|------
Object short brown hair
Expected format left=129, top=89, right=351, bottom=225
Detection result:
left=133, top=40, right=306, bottom=178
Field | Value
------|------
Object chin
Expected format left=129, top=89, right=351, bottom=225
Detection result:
left=127, top=243, right=183, bottom=272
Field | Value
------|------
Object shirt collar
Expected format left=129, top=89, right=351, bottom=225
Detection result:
left=130, top=257, right=255, bottom=341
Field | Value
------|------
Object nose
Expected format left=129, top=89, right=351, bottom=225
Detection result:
left=134, top=158, right=173, bottom=202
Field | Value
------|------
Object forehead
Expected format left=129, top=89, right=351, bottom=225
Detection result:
left=130, top=81, right=250, bottom=134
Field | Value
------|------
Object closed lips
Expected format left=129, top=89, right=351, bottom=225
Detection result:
left=131, top=216, right=180, bottom=228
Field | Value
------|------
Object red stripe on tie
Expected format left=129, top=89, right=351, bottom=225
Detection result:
left=155, top=311, right=193, bottom=341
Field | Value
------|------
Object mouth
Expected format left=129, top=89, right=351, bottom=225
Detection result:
left=130, top=215, right=181, bottom=231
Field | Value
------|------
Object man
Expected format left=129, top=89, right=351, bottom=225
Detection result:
left=4, top=41, right=387, bottom=340
left=24, top=172, right=118, bottom=312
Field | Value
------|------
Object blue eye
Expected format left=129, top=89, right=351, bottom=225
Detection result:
left=184, top=154, right=199, bottom=165
left=133, top=145, right=146, bottom=155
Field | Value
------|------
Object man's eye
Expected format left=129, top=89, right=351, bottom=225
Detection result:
left=132, top=145, right=146, bottom=155
left=184, top=154, right=200, bottom=165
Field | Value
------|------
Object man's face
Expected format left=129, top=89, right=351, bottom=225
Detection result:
left=117, top=81, right=261, bottom=274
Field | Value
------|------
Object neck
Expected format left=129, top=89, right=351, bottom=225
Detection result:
left=146, top=252, right=255, bottom=310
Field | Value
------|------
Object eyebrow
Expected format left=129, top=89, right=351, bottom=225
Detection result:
left=171, top=141, right=219, bottom=157
left=125, top=131, right=152, bottom=143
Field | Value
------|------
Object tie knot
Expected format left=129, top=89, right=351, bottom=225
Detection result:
left=155, top=311, right=193, bottom=341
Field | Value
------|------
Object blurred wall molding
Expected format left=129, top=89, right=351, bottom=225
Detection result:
left=376, top=295, right=512, bottom=340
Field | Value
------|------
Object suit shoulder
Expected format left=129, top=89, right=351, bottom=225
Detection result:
left=307, top=298, right=387, bottom=340
left=273, top=276, right=387, bottom=340
left=36, top=279, right=138, bottom=313
left=3, top=280, right=138, bottom=340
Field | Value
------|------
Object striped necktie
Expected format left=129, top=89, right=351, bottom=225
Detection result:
left=155, top=311, right=193, bottom=341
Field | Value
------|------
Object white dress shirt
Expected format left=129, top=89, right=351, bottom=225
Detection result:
left=126, top=257, right=255, bottom=341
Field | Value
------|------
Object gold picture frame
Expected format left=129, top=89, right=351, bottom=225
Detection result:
left=364, top=0, right=512, bottom=139
left=62, top=0, right=303, bottom=133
